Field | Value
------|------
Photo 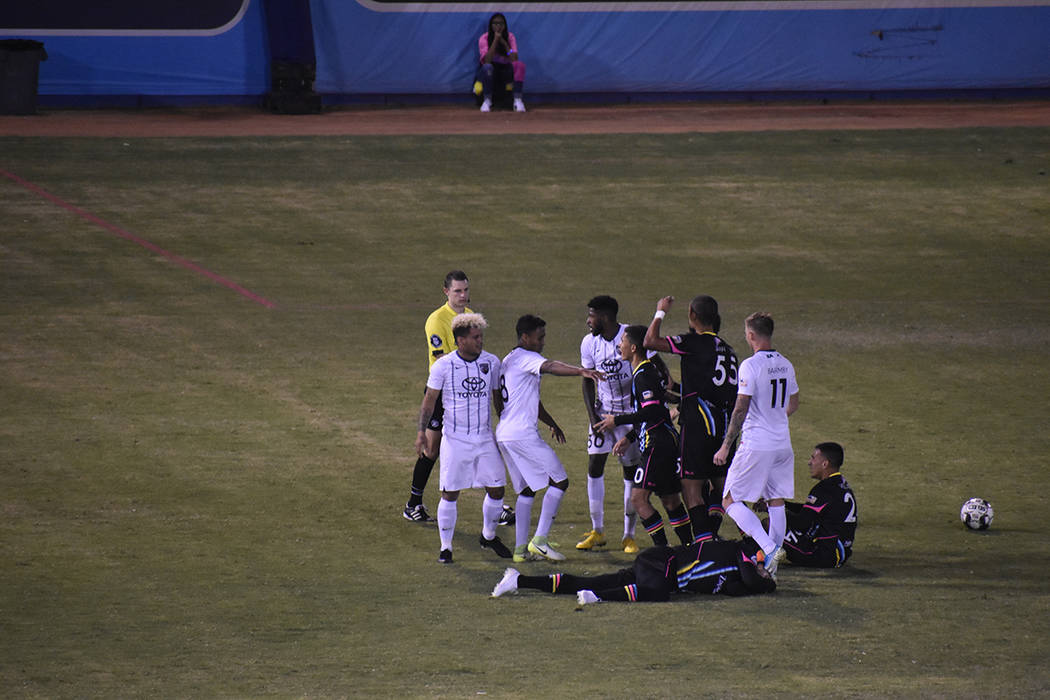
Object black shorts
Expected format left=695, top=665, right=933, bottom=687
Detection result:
left=424, top=387, right=443, bottom=431
left=631, top=545, right=677, bottom=601
left=784, top=533, right=850, bottom=568
left=631, top=428, right=681, bottom=496
left=678, top=406, right=732, bottom=481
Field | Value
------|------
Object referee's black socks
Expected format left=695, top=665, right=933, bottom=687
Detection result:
left=408, top=455, right=436, bottom=507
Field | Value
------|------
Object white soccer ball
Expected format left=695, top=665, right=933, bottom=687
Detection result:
left=960, top=497, right=994, bottom=531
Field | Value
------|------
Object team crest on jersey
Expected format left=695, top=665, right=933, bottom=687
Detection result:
left=480, top=362, right=490, bottom=374
left=671, top=335, right=683, bottom=344
left=430, top=334, right=442, bottom=347
left=642, top=390, right=654, bottom=400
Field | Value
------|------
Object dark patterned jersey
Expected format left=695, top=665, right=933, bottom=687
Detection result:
left=666, top=330, right=739, bottom=418
left=672, top=539, right=776, bottom=596
left=614, top=359, right=674, bottom=449
left=786, top=473, right=858, bottom=549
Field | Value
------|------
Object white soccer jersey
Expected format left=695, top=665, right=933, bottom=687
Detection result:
left=737, top=349, right=798, bottom=451
left=580, top=324, right=635, bottom=414
left=426, top=349, right=501, bottom=442
left=495, top=346, right=548, bottom=442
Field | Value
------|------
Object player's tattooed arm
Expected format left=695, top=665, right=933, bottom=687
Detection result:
left=713, top=394, right=751, bottom=465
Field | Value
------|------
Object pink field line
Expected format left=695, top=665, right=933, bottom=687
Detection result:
left=1, top=169, right=277, bottom=309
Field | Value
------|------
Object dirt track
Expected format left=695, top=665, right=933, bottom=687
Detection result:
left=2, top=100, right=1049, bottom=137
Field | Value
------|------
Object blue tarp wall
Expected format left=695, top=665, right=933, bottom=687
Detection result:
left=3, top=0, right=1048, bottom=99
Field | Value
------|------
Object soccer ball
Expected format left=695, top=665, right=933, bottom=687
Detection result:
left=960, top=498, right=994, bottom=530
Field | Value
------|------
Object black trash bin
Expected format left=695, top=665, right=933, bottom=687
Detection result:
left=0, top=39, right=47, bottom=115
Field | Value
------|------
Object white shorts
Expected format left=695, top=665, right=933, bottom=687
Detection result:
left=587, top=423, right=642, bottom=465
left=722, top=446, right=795, bottom=503
left=439, top=434, right=507, bottom=492
left=498, top=434, right=568, bottom=494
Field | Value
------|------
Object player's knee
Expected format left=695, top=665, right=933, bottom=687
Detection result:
left=621, top=464, right=638, bottom=482
left=551, top=478, right=568, bottom=491
left=441, top=490, right=460, bottom=501
left=659, top=493, right=682, bottom=510
left=487, top=486, right=505, bottom=499
left=587, top=454, right=607, bottom=478
left=520, top=487, right=536, bottom=498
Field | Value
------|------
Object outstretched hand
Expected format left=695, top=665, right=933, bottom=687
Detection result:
left=593, top=414, right=616, bottom=434
left=581, top=368, right=605, bottom=383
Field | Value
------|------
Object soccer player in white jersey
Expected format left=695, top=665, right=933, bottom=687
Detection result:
left=415, top=313, right=512, bottom=564
left=497, top=314, right=605, bottom=563
left=579, top=295, right=670, bottom=554
left=714, top=312, right=799, bottom=577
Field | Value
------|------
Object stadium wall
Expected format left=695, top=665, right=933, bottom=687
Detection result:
left=2, top=0, right=1048, bottom=102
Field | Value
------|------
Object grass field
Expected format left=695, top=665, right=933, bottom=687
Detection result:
left=2, top=126, right=1050, bottom=698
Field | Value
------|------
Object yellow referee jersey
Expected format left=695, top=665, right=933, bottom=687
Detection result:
left=425, top=302, right=472, bottom=368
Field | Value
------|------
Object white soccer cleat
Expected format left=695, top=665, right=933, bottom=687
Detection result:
left=576, top=590, right=600, bottom=605
left=528, top=536, right=566, bottom=562
left=513, top=97, right=526, bottom=113
left=480, top=98, right=492, bottom=113
left=491, top=567, right=520, bottom=597
left=763, top=545, right=784, bottom=577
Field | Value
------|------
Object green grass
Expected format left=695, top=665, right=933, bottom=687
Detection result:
left=2, top=127, right=1049, bottom=698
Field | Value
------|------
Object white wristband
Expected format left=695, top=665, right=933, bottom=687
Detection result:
left=654, top=310, right=666, bottom=320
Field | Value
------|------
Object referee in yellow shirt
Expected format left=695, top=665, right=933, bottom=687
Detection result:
left=403, top=270, right=512, bottom=527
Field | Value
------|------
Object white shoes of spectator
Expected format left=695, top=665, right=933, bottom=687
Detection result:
left=480, top=98, right=492, bottom=113
left=513, top=97, right=526, bottom=113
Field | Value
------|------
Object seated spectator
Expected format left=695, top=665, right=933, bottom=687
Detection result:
left=475, top=13, right=526, bottom=113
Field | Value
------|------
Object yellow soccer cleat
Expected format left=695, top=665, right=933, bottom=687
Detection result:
left=576, top=530, right=607, bottom=550
left=622, top=537, right=639, bottom=554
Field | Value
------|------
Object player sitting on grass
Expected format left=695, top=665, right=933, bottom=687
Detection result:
left=491, top=537, right=775, bottom=603
left=780, top=441, right=857, bottom=568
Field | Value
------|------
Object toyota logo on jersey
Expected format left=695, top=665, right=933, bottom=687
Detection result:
left=459, top=376, right=488, bottom=397
left=600, top=358, right=622, bottom=373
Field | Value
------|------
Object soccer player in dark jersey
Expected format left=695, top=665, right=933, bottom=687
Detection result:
left=490, top=537, right=776, bottom=603
left=780, top=442, right=857, bottom=568
left=644, top=295, right=739, bottom=540
left=593, top=325, right=691, bottom=548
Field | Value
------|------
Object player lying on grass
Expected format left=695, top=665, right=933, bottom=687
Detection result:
left=491, top=536, right=776, bottom=604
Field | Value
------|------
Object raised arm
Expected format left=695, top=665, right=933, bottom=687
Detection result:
left=644, top=296, right=674, bottom=353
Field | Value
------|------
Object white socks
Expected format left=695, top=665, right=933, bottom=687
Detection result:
left=535, top=486, right=565, bottom=539
left=437, top=498, right=457, bottom=551
left=481, top=495, right=503, bottom=541
left=726, top=500, right=775, bottom=555
left=587, top=475, right=605, bottom=531
left=766, top=504, right=786, bottom=553
left=515, top=494, right=535, bottom=548
left=623, top=478, right=637, bottom=538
